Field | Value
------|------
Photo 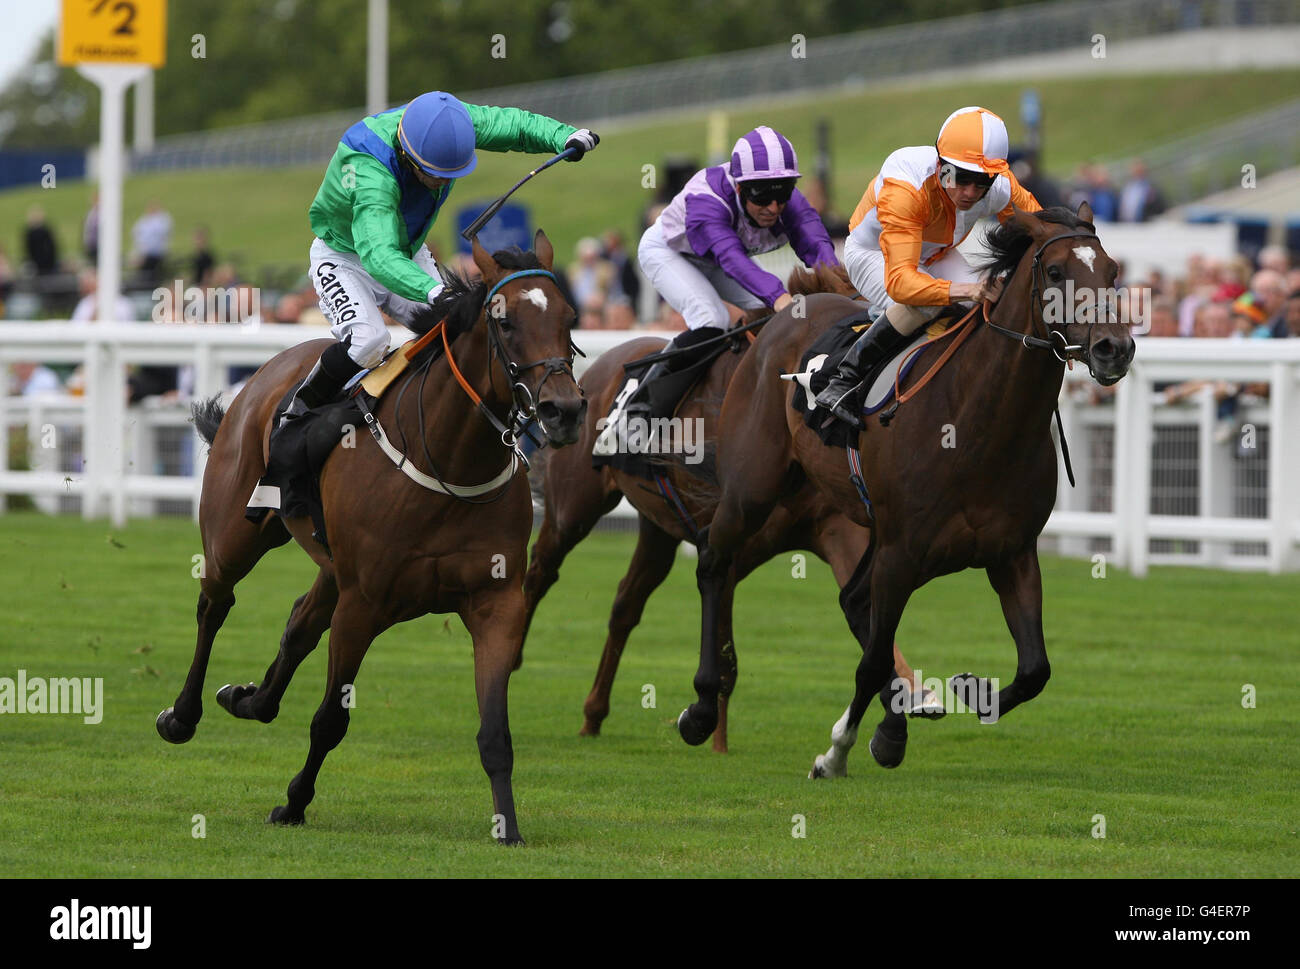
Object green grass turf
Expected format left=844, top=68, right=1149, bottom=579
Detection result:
left=0, top=512, right=1295, bottom=877
left=3, top=70, right=1299, bottom=286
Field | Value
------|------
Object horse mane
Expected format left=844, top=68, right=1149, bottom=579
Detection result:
left=405, top=247, right=547, bottom=359
left=977, top=206, right=1095, bottom=281
left=787, top=262, right=857, bottom=298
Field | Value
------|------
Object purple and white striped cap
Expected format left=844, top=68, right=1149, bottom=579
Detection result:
left=729, top=126, right=801, bottom=183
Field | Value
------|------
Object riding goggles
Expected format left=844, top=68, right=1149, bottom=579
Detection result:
left=953, top=168, right=996, bottom=189
left=741, top=179, right=796, bottom=206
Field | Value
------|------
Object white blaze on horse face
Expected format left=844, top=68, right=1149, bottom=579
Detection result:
left=1072, top=247, right=1097, bottom=271
left=521, top=288, right=548, bottom=311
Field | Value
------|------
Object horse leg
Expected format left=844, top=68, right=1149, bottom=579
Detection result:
left=679, top=484, right=780, bottom=746
left=954, top=547, right=1049, bottom=722
left=217, top=568, right=338, bottom=723
left=519, top=473, right=619, bottom=669
left=269, top=590, right=380, bottom=826
left=813, top=514, right=940, bottom=721
left=810, top=545, right=915, bottom=778
left=156, top=517, right=288, bottom=743
left=460, top=585, right=528, bottom=844
left=712, top=578, right=737, bottom=753
left=581, top=515, right=679, bottom=736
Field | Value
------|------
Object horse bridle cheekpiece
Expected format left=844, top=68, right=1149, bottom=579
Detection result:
left=481, top=268, right=583, bottom=451
left=986, top=228, right=1113, bottom=377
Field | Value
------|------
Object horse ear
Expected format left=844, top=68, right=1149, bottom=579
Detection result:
left=1010, top=202, right=1048, bottom=239
left=1076, top=199, right=1095, bottom=226
left=471, top=235, right=501, bottom=284
left=533, top=228, right=555, bottom=271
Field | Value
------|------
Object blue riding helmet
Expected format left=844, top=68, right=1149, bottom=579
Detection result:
left=397, top=91, right=478, bottom=178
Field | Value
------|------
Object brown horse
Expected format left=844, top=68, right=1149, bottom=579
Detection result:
left=521, top=265, right=931, bottom=754
left=155, top=232, right=585, bottom=844
left=674, top=203, right=1135, bottom=775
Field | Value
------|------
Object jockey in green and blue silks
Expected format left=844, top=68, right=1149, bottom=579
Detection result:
left=283, top=91, right=599, bottom=424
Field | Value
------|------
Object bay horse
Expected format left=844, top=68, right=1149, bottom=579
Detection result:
left=155, top=232, right=585, bottom=844
left=674, top=203, right=1135, bottom=775
left=521, top=265, right=931, bottom=754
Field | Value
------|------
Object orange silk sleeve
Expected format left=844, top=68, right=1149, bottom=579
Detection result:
left=876, top=178, right=951, bottom=306
left=998, top=172, right=1042, bottom=221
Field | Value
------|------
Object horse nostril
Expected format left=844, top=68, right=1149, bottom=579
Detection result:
left=1092, top=338, right=1118, bottom=361
left=538, top=399, right=584, bottom=426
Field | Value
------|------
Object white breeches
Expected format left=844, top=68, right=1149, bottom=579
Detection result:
left=308, top=238, right=442, bottom=369
left=843, top=236, right=981, bottom=335
left=637, top=222, right=766, bottom=330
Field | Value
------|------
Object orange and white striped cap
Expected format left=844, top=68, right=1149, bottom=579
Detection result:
left=936, top=106, right=1010, bottom=177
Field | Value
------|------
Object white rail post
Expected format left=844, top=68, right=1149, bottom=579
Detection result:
left=1268, top=360, right=1299, bottom=573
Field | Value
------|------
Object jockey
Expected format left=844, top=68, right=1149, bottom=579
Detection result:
left=816, top=106, right=1041, bottom=424
left=285, top=91, right=599, bottom=423
left=631, top=125, right=840, bottom=413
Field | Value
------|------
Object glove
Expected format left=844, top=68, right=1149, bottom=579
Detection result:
left=427, top=283, right=445, bottom=304
left=564, top=129, right=599, bottom=161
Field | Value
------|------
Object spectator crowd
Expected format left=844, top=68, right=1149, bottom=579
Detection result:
left=4, top=155, right=1300, bottom=406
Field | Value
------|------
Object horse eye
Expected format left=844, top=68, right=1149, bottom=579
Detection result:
left=1047, top=265, right=1064, bottom=283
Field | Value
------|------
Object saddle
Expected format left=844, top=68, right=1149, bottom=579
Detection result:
left=592, top=326, right=752, bottom=481
left=787, top=307, right=953, bottom=448
left=244, top=336, right=431, bottom=554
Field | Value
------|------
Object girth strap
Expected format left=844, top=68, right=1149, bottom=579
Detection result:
left=355, top=394, right=519, bottom=498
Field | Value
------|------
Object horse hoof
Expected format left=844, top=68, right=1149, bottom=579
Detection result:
left=497, top=835, right=527, bottom=847
left=155, top=707, right=196, bottom=744
left=216, top=682, right=256, bottom=718
left=809, top=757, right=833, bottom=780
left=908, top=686, right=947, bottom=720
left=869, top=726, right=906, bottom=768
left=267, top=805, right=305, bottom=826
left=676, top=707, right=713, bottom=747
left=949, top=672, right=999, bottom=722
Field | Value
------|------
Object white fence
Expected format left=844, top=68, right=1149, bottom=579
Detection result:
left=3, top=323, right=1299, bottom=576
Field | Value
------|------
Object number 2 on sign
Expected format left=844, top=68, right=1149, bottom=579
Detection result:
left=90, top=1, right=138, bottom=36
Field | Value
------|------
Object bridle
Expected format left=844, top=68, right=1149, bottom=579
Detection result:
left=481, top=268, right=585, bottom=450
left=983, top=228, right=1117, bottom=380
left=361, top=267, right=583, bottom=504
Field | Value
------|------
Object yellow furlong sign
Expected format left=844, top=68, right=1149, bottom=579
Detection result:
left=59, top=0, right=167, bottom=68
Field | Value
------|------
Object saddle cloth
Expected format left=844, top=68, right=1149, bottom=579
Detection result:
left=244, top=336, right=427, bottom=553
left=591, top=334, right=739, bottom=481
left=787, top=310, right=946, bottom=448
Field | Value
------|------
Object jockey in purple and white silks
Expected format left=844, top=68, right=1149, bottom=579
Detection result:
left=628, top=126, right=839, bottom=414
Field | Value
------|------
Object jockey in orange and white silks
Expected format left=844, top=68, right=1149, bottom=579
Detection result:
left=816, top=106, right=1042, bottom=423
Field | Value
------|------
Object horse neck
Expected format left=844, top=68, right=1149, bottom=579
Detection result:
left=411, top=315, right=515, bottom=476
left=956, top=263, right=1066, bottom=433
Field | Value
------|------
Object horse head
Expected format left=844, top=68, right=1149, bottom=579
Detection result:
left=1001, top=201, right=1136, bottom=386
left=471, top=230, right=587, bottom=446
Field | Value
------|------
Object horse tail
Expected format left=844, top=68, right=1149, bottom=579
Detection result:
left=191, top=394, right=226, bottom=446
left=786, top=263, right=857, bottom=298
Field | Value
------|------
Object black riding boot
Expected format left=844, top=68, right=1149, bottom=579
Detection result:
left=814, top=316, right=913, bottom=425
left=624, top=326, right=725, bottom=418
left=279, top=341, right=363, bottom=427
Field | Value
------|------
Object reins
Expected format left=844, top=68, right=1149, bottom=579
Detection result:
left=878, top=303, right=982, bottom=426
left=356, top=267, right=577, bottom=502
left=869, top=228, right=1098, bottom=485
